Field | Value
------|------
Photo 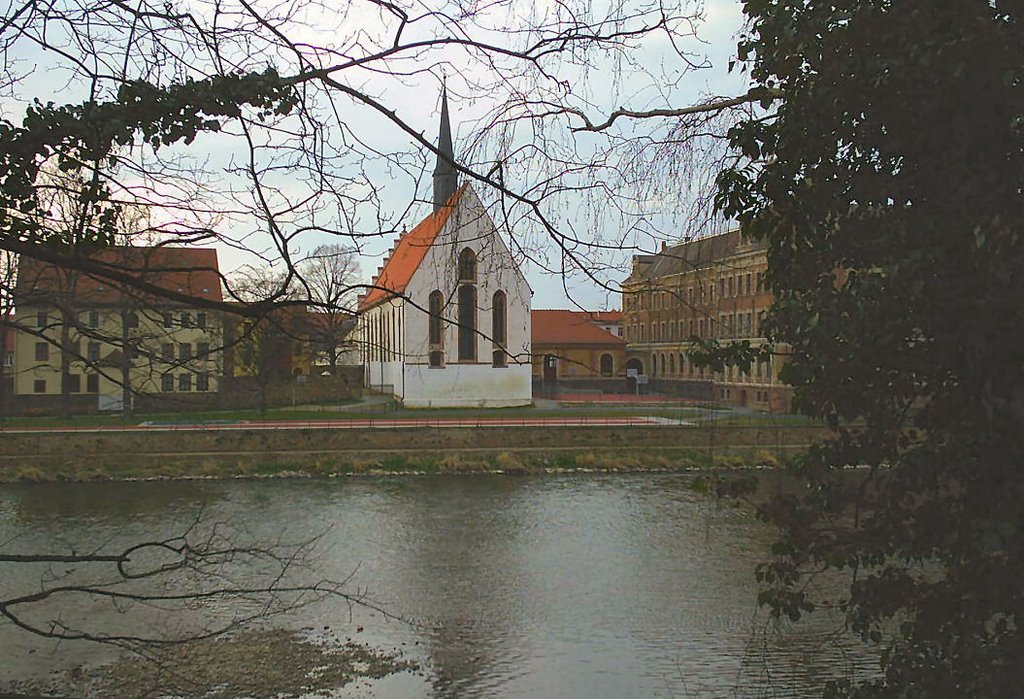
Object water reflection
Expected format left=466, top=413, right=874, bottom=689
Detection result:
left=0, top=473, right=876, bottom=697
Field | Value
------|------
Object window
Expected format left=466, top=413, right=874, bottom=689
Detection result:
left=196, top=312, right=207, bottom=329
left=35, top=342, right=49, bottom=361
left=197, top=342, right=209, bottom=358
left=66, top=374, right=81, bottom=393
left=651, top=353, right=657, bottom=376
left=161, top=373, right=174, bottom=392
left=180, top=312, right=191, bottom=328
left=88, top=310, right=99, bottom=328
left=36, top=311, right=47, bottom=328
left=163, top=312, right=173, bottom=328
left=660, top=354, right=666, bottom=375
left=87, top=342, right=100, bottom=362
left=491, top=291, right=507, bottom=368
left=679, top=353, right=686, bottom=376
left=458, top=248, right=477, bottom=282
left=669, top=353, right=675, bottom=374
left=745, top=274, right=752, bottom=295
left=428, top=290, right=444, bottom=366
left=86, top=374, right=99, bottom=393
left=600, top=354, right=614, bottom=377
left=33, top=379, right=46, bottom=393
left=179, top=343, right=192, bottom=361
left=178, top=374, right=191, bottom=392
left=197, top=372, right=209, bottom=392
left=457, top=283, right=476, bottom=361
left=125, top=311, right=139, bottom=328
left=162, top=343, right=174, bottom=361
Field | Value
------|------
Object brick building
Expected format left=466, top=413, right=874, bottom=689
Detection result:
left=621, top=230, right=792, bottom=411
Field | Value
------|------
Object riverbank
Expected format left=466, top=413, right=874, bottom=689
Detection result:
left=0, top=424, right=828, bottom=482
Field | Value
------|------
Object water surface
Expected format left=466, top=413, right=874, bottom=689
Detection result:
left=0, top=474, right=874, bottom=697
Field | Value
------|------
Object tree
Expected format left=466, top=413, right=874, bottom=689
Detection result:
left=706, top=1, right=1023, bottom=696
left=298, top=244, right=360, bottom=370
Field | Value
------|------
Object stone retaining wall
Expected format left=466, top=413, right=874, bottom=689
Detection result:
left=0, top=425, right=829, bottom=471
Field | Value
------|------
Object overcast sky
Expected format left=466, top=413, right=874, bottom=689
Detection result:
left=2, top=0, right=749, bottom=312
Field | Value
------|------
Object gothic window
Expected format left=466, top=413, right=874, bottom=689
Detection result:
left=599, top=353, right=614, bottom=377
left=429, top=290, right=444, bottom=367
left=457, top=283, right=476, bottom=361
left=458, top=248, right=477, bottom=282
left=669, top=353, right=675, bottom=374
left=491, top=291, right=507, bottom=368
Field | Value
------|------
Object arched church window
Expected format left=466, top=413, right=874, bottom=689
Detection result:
left=429, top=290, right=444, bottom=367
left=458, top=283, right=477, bottom=361
left=491, top=290, right=507, bottom=367
left=458, top=248, right=477, bottom=282
left=599, top=354, right=614, bottom=377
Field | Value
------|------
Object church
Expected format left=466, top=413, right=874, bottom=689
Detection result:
left=357, top=89, right=533, bottom=408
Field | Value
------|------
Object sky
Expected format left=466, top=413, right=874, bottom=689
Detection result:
left=1, top=0, right=749, bottom=312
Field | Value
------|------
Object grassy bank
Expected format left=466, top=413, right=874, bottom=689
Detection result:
left=0, top=445, right=800, bottom=483
left=0, top=422, right=827, bottom=483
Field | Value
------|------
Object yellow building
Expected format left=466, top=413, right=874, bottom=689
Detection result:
left=531, top=310, right=627, bottom=394
left=223, top=304, right=315, bottom=380
left=12, top=247, right=223, bottom=413
left=621, top=230, right=792, bottom=412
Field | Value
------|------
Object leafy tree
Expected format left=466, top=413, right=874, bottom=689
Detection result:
left=711, top=1, right=1024, bottom=695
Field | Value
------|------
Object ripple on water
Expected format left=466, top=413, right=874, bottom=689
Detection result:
left=0, top=473, right=877, bottom=697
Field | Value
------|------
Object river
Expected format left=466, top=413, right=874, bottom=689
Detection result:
left=0, top=473, right=875, bottom=697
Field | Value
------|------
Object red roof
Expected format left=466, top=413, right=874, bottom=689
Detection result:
left=586, top=310, right=622, bottom=323
left=359, top=186, right=467, bottom=311
left=16, top=246, right=222, bottom=305
left=531, top=310, right=627, bottom=346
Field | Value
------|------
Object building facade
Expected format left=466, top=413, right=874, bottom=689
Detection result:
left=531, top=309, right=626, bottom=393
left=357, top=89, right=532, bottom=408
left=12, top=247, right=224, bottom=413
left=621, top=230, right=792, bottom=411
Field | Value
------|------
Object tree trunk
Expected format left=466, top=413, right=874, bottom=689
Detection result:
left=120, top=309, right=133, bottom=419
left=59, top=307, right=72, bottom=419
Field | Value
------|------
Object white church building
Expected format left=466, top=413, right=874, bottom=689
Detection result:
left=357, top=90, right=532, bottom=408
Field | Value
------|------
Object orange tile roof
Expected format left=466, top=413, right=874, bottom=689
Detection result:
left=586, top=310, right=622, bottom=323
left=16, top=246, right=223, bottom=305
left=531, top=310, right=627, bottom=347
left=360, top=186, right=467, bottom=311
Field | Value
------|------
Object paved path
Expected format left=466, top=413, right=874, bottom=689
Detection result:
left=0, top=416, right=692, bottom=434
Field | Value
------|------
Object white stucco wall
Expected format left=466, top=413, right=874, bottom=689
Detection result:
left=401, top=186, right=532, bottom=407
left=402, top=363, right=532, bottom=408
left=359, top=298, right=406, bottom=396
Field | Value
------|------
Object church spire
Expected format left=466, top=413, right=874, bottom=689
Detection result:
left=432, top=83, right=458, bottom=213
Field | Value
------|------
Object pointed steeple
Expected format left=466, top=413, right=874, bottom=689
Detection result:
left=432, top=84, right=458, bottom=213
